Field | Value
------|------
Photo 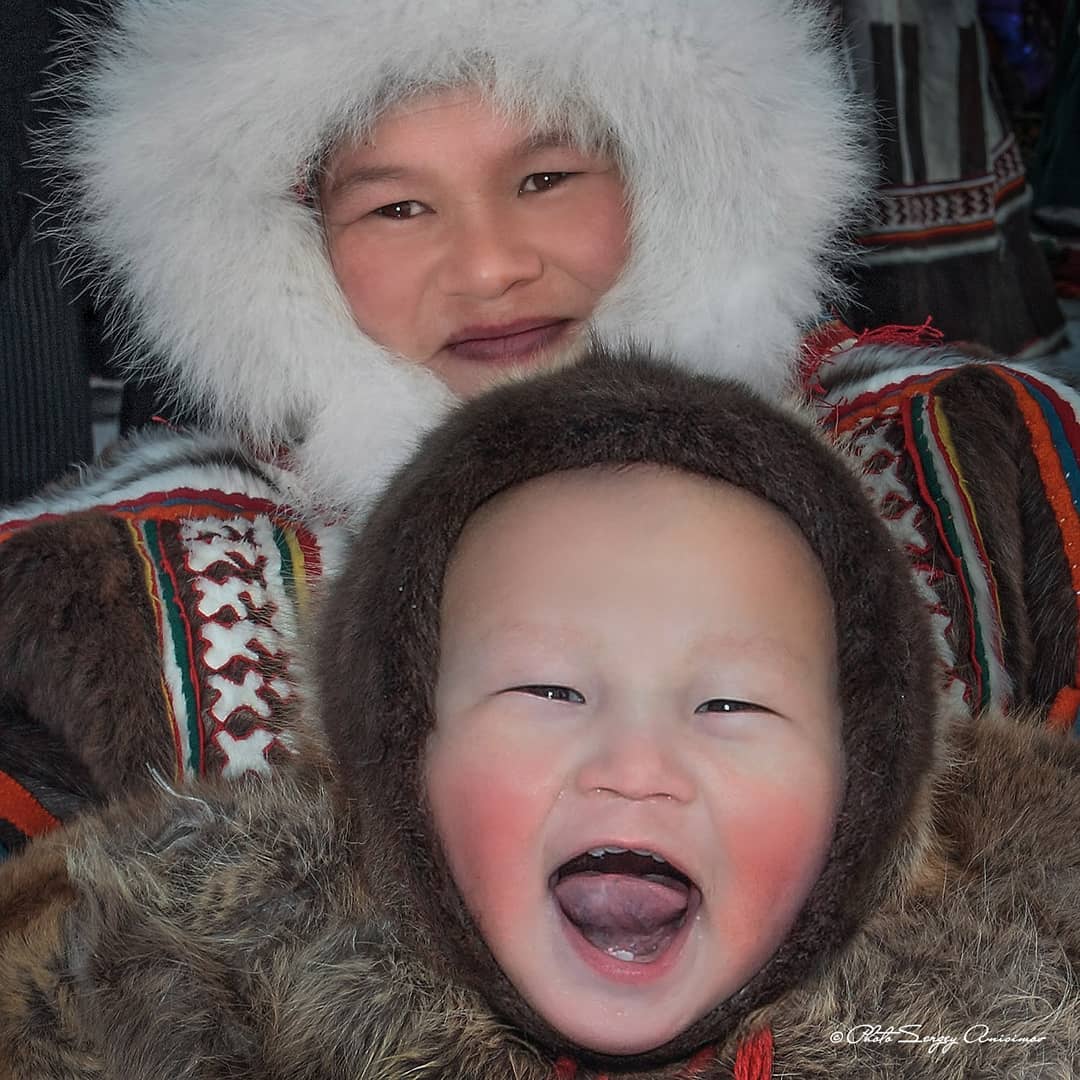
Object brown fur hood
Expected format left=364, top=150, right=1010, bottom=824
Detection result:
left=314, top=351, right=940, bottom=1069
left=0, top=711, right=1077, bottom=1078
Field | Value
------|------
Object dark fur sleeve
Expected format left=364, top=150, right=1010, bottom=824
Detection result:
left=0, top=512, right=173, bottom=814
left=824, top=351, right=1080, bottom=720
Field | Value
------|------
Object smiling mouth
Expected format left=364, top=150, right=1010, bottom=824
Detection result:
left=552, top=847, right=696, bottom=965
left=445, top=319, right=572, bottom=363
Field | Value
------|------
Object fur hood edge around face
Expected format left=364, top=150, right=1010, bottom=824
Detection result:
left=42, top=0, right=870, bottom=513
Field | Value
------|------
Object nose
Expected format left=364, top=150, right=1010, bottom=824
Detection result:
left=438, top=207, right=544, bottom=299
left=575, top=711, right=696, bottom=804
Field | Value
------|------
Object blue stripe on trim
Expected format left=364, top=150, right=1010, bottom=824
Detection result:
left=1011, top=373, right=1080, bottom=513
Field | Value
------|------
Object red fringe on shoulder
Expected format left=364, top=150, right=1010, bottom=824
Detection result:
left=800, top=315, right=944, bottom=392
left=551, top=1027, right=773, bottom=1079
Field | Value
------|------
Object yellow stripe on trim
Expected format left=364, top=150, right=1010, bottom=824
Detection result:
left=126, top=519, right=184, bottom=779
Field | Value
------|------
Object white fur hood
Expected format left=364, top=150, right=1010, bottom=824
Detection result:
left=48, top=0, right=868, bottom=514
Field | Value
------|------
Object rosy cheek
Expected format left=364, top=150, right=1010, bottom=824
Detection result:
left=721, top=785, right=836, bottom=940
left=325, top=235, right=404, bottom=340
left=429, top=754, right=546, bottom=924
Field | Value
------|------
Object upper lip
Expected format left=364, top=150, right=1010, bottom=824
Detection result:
left=550, top=839, right=695, bottom=888
left=446, top=317, right=567, bottom=346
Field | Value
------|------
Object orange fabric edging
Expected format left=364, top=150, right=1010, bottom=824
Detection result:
left=0, top=769, right=61, bottom=838
left=998, top=372, right=1080, bottom=714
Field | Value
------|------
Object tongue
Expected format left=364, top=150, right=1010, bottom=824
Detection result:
left=554, top=871, right=690, bottom=961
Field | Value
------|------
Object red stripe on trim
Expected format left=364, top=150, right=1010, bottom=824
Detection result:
left=295, top=523, right=324, bottom=580
left=923, top=398, right=989, bottom=703
left=126, top=521, right=185, bottom=776
left=1011, top=369, right=1080, bottom=458
left=889, top=396, right=976, bottom=709
left=833, top=370, right=955, bottom=430
left=734, top=1028, right=774, bottom=1080
left=0, top=488, right=282, bottom=539
left=1049, top=686, right=1080, bottom=734
left=0, top=770, right=61, bottom=838
left=157, top=527, right=207, bottom=774
left=860, top=216, right=997, bottom=246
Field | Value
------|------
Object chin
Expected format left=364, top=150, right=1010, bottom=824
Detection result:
left=554, top=1012, right=687, bottom=1058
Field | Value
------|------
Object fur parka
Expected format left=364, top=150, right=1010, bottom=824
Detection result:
left=1, top=356, right=1078, bottom=1078
left=1, top=711, right=1076, bottom=1079
left=0, top=0, right=866, bottom=846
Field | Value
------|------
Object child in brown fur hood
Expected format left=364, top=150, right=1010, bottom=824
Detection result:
left=1, top=352, right=1078, bottom=1079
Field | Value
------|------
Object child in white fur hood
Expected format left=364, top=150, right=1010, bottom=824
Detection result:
left=0, top=0, right=1078, bottom=854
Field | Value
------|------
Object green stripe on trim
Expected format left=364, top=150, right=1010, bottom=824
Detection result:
left=273, top=525, right=299, bottom=612
left=143, top=520, right=202, bottom=775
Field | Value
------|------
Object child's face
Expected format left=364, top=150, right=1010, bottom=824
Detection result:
left=427, top=466, right=845, bottom=1056
left=319, top=89, right=629, bottom=399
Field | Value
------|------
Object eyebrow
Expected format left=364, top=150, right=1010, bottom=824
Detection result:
left=321, top=129, right=578, bottom=200
left=514, top=129, right=575, bottom=156
left=321, top=164, right=407, bottom=200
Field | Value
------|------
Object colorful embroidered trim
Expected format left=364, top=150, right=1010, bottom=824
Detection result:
left=907, top=394, right=1006, bottom=711
left=860, top=133, right=1028, bottom=250
left=835, top=368, right=1009, bottom=712
left=551, top=1030, right=772, bottom=1079
left=800, top=316, right=943, bottom=392
left=127, top=514, right=324, bottom=781
left=0, top=487, right=284, bottom=543
left=734, top=1028, right=774, bottom=1080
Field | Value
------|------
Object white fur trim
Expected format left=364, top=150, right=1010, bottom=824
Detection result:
left=46, top=0, right=869, bottom=511
left=0, top=428, right=287, bottom=525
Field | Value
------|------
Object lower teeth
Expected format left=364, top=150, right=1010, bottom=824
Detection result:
left=609, top=948, right=636, bottom=962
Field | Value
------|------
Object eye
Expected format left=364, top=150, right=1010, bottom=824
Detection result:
left=509, top=684, right=586, bottom=704
left=519, top=171, right=571, bottom=194
left=694, top=699, right=770, bottom=715
left=372, top=199, right=428, bottom=220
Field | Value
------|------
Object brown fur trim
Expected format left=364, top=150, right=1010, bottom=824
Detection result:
left=0, top=513, right=171, bottom=792
left=0, top=839, right=97, bottom=1079
left=315, top=350, right=941, bottom=1069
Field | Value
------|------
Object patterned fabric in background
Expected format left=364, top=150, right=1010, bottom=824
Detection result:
left=0, top=1, right=92, bottom=502
left=836, top=0, right=1066, bottom=354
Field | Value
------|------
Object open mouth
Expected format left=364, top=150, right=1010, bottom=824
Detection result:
left=551, top=846, right=697, bottom=966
